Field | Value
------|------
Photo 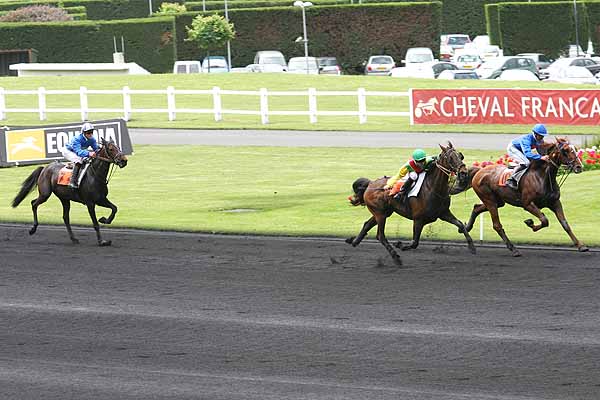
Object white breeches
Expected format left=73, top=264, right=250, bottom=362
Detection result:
left=506, top=144, right=530, bottom=166
left=62, top=148, right=84, bottom=164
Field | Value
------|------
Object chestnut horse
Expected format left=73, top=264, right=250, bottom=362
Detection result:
left=347, top=142, right=476, bottom=266
left=453, top=137, right=587, bottom=256
left=12, top=139, right=128, bottom=246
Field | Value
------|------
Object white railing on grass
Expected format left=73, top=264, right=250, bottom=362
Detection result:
left=0, top=86, right=411, bottom=124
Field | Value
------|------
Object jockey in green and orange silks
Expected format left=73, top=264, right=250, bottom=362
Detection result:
left=385, top=149, right=436, bottom=197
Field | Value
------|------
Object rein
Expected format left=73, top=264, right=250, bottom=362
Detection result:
left=88, top=145, right=122, bottom=185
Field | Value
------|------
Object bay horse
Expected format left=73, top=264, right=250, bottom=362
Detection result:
left=12, top=139, right=128, bottom=246
left=453, top=137, right=587, bottom=256
left=347, top=142, right=476, bottom=266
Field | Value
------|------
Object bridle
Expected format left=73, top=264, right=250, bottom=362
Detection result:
left=435, top=147, right=464, bottom=177
left=546, top=141, right=581, bottom=188
left=89, top=142, right=124, bottom=184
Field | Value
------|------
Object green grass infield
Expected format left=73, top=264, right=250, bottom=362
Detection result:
left=0, top=73, right=599, bottom=135
left=1, top=145, right=597, bottom=247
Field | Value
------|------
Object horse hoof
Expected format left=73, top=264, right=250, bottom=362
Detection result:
left=71, top=238, right=80, bottom=244
left=99, top=240, right=112, bottom=247
left=578, top=246, right=589, bottom=252
left=345, top=237, right=354, bottom=245
left=99, top=217, right=108, bottom=224
left=524, top=219, right=534, bottom=228
left=401, top=245, right=413, bottom=251
left=394, top=241, right=402, bottom=249
left=512, top=250, right=522, bottom=257
left=392, top=256, right=403, bottom=266
left=29, top=228, right=36, bottom=235
left=469, top=246, right=477, bottom=254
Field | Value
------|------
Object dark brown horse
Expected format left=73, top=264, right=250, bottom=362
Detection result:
left=12, top=139, right=128, bottom=246
left=454, top=137, right=587, bottom=256
left=347, top=142, right=476, bottom=265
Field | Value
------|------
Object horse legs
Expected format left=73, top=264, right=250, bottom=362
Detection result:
left=550, top=200, right=588, bottom=252
left=86, top=203, right=111, bottom=246
left=346, top=216, right=377, bottom=247
left=486, top=204, right=521, bottom=257
left=522, top=202, right=550, bottom=233
left=374, top=215, right=402, bottom=266
left=401, top=219, right=426, bottom=251
left=439, top=210, right=476, bottom=254
left=29, top=193, right=51, bottom=235
left=95, top=197, right=118, bottom=224
left=60, top=198, right=79, bottom=244
left=465, top=203, right=488, bottom=233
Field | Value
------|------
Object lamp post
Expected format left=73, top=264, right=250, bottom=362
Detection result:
left=225, top=0, right=231, bottom=71
left=294, top=1, right=313, bottom=74
left=573, top=0, right=580, bottom=56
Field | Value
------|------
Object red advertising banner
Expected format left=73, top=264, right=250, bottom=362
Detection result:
left=411, top=89, right=600, bottom=125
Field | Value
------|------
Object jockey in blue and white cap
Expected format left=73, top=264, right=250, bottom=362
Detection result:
left=61, top=122, right=99, bottom=189
left=506, top=123, right=550, bottom=189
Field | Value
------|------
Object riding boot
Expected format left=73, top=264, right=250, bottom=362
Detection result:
left=506, top=164, right=525, bottom=189
left=69, top=163, right=81, bottom=189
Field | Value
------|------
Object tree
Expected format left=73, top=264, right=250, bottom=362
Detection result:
left=185, top=14, right=235, bottom=72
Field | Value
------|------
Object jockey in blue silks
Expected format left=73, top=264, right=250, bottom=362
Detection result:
left=506, top=123, right=550, bottom=189
left=62, top=122, right=99, bottom=189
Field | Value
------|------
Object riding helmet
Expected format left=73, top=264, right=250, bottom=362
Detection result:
left=412, top=149, right=427, bottom=161
left=81, top=122, right=94, bottom=134
left=532, top=123, right=547, bottom=136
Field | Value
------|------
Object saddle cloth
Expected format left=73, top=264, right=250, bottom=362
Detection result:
left=408, top=172, right=426, bottom=197
left=57, top=163, right=90, bottom=186
left=498, top=168, right=512, bottom=187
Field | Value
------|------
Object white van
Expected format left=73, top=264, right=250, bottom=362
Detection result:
left=253, top=50, right=287, bottom=72
left=173, top=61, right=201, bottom=74
left=402, top=47, right=435, bottom=66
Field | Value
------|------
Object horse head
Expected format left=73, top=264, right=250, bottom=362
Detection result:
left=98, top=138, right=128, bottom=168
left=549, top=137, right=582, bottom=174
left=438, top=141, right=467, bottom=184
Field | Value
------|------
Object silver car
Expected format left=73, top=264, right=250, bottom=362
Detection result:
left=365, top=55, right=395, bottom=76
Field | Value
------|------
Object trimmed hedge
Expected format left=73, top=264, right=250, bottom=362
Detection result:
left=587, top=1, right=600, bottom=55
left=174, top=2, right=442, bottom=73
left=0, top=0, right=152, bottom=20
left=0, top=16, right=176, bottom=72
left=488, top=1, right=589, bottom=58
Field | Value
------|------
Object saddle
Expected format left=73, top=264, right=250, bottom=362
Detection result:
left=498, top=166, right=527, bottom=187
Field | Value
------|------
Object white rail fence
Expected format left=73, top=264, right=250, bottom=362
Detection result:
left=0, top=86, right=411, bottom=123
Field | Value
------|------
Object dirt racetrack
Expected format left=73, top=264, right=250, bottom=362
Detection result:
left=1, top=223, right=600, bottom=400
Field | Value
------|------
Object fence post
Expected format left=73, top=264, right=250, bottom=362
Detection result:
left=479, top=213, right=484, bottom=243
left=357, top=87, right=367, bottom=124
left=308, top=88, right=317, bottom=123
left=122, top=86, right=131, bottom=121
left=79, top=86, right=88, bottom=121
left=260, top=88, right=269, bottom=124
left=167, top=86, right=176, bottom=121
left=38, top=87, right=46, bottom=121
left=0, top=87, right=5, bottom=120
left=213, top=86, right=222, bottom=122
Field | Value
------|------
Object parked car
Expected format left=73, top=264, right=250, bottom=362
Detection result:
left=498, top=69, right=540, bottom=81
left=365, top=55, right=395, bottom=76
left=540, top=57, right=600, bottom=80
left=517, top=53, right=553, bottom=71
left=454, top=54, right=482, bottom=70
left=478, top=45, right=503, bottom=61
left=287, top=56, right=319, bottom=74
left=439, top=34, right=471, bottom=61
left=402, top=47, right=435, bottom=65
left=253, top=50, right=287, bottom=72
left=545, top=66, right=599, bottom=85
left=173, top=60, right=201, bottom=74
left=476, top=56, right=538, bottom=79
left=437, top=70, right=479, bottom=80
left=389, top=61, right=458, bottom=79
left=317, top=57, right=341, bottom=75
left=201, top=56, right=228, bottom=73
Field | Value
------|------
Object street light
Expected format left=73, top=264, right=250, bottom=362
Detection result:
left=573, top=0, right=580, bottom=56
left=224, top=0, right=231, bottom=71
left=294, top=1, right=313, bottom=74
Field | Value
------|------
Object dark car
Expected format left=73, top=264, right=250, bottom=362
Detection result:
left=317, top=57, right=341, bottom=75
left=517, top=53, right=553, bottom=70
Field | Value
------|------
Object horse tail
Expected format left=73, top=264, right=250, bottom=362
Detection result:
left=12, top=166, right=43, bottom=208
left=450, top=165, right=480, bottom=195
left=348, top=177, right=371, bottom=206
